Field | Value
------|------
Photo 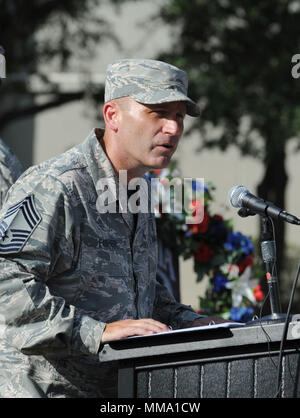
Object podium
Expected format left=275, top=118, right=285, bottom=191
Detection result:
left=99, top=322, right=300, bottom=398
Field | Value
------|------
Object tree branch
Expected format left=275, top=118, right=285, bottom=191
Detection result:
left=0, top=88, right=104, bottom=131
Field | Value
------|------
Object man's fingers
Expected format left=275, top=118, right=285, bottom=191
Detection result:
left=120, top=318, right=169, bottom=334
left=137, top=318, right=170, bottom=332
left=101, top=318, right=170, bottom=343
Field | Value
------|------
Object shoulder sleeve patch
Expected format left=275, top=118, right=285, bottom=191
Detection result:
left=0, top=194, right=42, bottom=254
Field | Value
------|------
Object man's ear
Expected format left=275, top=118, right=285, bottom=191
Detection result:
left=103, top=101, right=119, bottom=132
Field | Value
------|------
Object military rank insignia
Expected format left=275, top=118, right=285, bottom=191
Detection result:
left=0, top=195, right=42, bottom=254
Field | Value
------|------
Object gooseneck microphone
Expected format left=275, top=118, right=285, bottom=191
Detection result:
left=228, top=185, right=300, bottom=225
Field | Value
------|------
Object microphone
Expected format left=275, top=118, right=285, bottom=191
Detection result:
left=228, top=185, right=300, bottom=225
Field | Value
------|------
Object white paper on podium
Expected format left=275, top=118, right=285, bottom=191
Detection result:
left=125, top=321, right=244, bottom=340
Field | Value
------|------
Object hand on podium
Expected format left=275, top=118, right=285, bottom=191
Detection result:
left=101, top=318, right=170, bottom=343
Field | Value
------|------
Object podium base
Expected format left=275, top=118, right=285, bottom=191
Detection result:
left=245, top=313, right=289, bottom=326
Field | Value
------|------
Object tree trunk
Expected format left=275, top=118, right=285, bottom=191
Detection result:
left=256, top=146, right=288, bottom=314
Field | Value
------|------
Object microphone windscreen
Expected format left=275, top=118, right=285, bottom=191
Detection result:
left=228, top=185, right=247, bottom=208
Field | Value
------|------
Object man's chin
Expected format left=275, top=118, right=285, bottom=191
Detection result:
left=149, top=156, right=172, bottom=169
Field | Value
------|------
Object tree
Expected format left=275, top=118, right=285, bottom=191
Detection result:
left=150, top=0, right=300, bottom=300
left=0, top=0, right=124, bottom=131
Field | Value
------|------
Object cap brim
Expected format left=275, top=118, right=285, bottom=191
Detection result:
left=130, top=90, right=200, bottom=117
left=186, top=99, right=201, bottom=117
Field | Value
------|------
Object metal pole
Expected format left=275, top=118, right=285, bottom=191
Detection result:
left=260, top=216, right=282, bottom=316
left=246, top=215, right=287, bottom=326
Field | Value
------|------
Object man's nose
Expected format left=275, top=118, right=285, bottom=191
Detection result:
left=162, top=118, right=183, bottom=136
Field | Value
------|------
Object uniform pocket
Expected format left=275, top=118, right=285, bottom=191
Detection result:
left=80, top=237, right=131, bottom=277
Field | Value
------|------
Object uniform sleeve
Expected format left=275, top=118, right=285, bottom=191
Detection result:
left=152, top=276, right=205, bottom=329
left=0, top=173, right=104, bottom=357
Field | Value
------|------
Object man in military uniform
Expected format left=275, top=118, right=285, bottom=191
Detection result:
left=0, top=59, right=221, bottom=398
left=0, top=46, right=24, bottom=207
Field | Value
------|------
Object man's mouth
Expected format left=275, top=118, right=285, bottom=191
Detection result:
left=155, top=143, right=174, bottom=150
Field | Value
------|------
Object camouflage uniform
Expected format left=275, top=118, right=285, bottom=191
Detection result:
left=0, top=138, right=23, bottom=208
left=0, top=129, right=201, bottom=398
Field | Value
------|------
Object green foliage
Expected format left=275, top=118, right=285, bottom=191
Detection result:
left=0, top=0, right=115, bottom=73
left=0, top=0, right=125, bottom=129
left=155, top=0, right=300, bottom=159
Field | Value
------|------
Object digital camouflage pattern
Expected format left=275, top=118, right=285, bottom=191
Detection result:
left=0, top=138, right=23, bottom=208
left=105, top=58, right=200, bottom=117
left=0, top=129, right=201, bottom=398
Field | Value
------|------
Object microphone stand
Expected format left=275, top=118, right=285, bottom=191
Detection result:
left=258, top=216, right=286, bottom=322
left=238, top=211, right=287, bottom=326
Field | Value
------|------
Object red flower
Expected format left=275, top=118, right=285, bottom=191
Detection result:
left=254, top=284, right=264, bottom=302
left=194, top=241, right=214, bottom=262
left=237, top=255, right=254, bottom=273
left=190, top=212, right=210, bottom=234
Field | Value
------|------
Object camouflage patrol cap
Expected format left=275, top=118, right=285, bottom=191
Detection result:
left=104, top=58, right=200, bottom=117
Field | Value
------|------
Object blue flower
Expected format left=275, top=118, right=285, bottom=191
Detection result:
left=213, top=273, right=228, bottom=293
left=224, top=232, right=254, bottom=256
left=230, top=307, right=254, bottom=323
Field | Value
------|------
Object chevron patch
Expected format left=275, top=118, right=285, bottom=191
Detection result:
left=0, top=195, right=42, bottom=254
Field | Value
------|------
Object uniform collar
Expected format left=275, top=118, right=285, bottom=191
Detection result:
left=81, top=128, right=150, bottom=207
left=81, top=129, right=151, bottom=230
left=80, top=128, right=120, bottom=205
left=81, top=129, right=116, bottom=184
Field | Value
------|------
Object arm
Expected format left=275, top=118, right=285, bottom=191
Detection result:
left=151, top=275, right=204, bottom=329
left=0, top=174, right=103, bottom=356
left=152, top=276, right=229, bottom=329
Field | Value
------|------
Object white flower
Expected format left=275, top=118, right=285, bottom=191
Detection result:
left=228, top=264, right=240, bottom=279
left=220, top=263, right=239, bottom=279
left=225, top=266, right=258, bottom=308
left=220, top=263, right=231, bottom=274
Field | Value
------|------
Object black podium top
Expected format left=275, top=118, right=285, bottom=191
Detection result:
left=99, top=322, right=300, bottom=364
